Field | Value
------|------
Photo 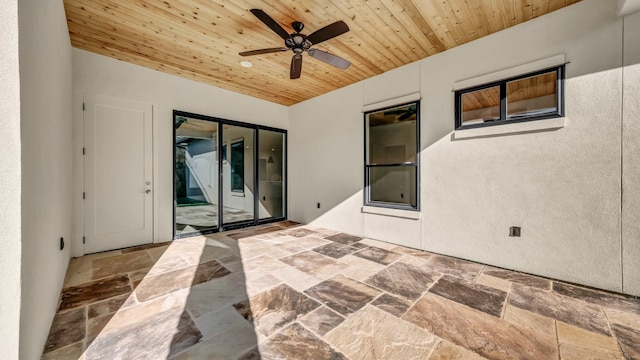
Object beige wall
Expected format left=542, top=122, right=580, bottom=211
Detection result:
left=290, top=0, right=640, bottom=295
left=72, top=49, right=289, bottom=254
left=0, top=0, right=22, bottom=357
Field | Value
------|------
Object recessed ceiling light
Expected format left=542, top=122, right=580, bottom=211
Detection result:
left=240, top=61, right=253, bottom=68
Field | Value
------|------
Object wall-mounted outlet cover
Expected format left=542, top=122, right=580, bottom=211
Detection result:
left=509, top=226, right=521, bottom=237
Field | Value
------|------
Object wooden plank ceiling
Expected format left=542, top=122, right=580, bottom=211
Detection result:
left=64, top=0, right=581, bottom=106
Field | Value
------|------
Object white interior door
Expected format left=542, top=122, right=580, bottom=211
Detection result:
left=84, top=93, right=153, bottom=253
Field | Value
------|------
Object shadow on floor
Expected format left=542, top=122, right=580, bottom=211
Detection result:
left=41, top=221, right=298, bottom=359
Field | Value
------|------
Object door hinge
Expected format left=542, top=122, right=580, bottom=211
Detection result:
left=82, top=236, right=85, bottom=244
left=83, top=192, right=86, bottom=199
left=82, top=103, right=85, bottom=111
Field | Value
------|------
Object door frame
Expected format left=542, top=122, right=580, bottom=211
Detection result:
left=173, top=110, right=287, bottom=239
left=74, top=93, right=156, bottom=256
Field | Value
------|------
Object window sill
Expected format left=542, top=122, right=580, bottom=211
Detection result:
left=362, top=206, right=421, bottom=220
left=231, top=192, right=245, bottom=197
left=453, top=117, right=565, bottom=140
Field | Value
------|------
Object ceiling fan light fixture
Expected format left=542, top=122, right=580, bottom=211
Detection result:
left=240, top=60, right=253, bottom=68
left=293, top=35, right=304, bottom=45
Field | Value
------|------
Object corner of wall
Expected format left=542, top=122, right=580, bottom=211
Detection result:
left=0, top=0, right=23, bottom=357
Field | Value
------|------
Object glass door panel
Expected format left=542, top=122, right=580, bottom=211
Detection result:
left=258, top=130, right=285, bottom=220
left=222, top=125, right=255, bottom=226
left=174, top=116, right=219, bottom=236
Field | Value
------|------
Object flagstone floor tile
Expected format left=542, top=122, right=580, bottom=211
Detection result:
left=304, top=274, right=381, bottom=316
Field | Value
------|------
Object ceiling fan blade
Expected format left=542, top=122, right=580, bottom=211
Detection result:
left=250, top=9, right=290, bottom=40
left=307, top=21, right=349, bottom=45
left=239, top=47, right=288, bottom=56
left=290, top=54, right=302, bottom=79
left=307, top=49, right=350, bottom=69
left=398, top=112, right=413, bottom=121
left=383, top=110, right=405, bottom=115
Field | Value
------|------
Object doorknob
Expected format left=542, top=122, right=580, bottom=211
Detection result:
left=145, top=189, right=151, bottom=194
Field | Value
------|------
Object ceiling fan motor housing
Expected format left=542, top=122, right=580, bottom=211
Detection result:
left=286, top=26, right=311, bottom=54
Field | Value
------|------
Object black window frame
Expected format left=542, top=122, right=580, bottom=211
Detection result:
left=363, top=100, right=420, bottom=211
left=455, top=65, right=565, bottom=130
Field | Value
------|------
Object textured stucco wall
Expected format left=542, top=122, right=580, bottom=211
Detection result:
left=622, top=10, right=640, bottom=295
left=420, top=0, right=623, bottom=292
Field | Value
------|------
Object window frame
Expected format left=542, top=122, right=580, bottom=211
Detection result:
left=363, top=100, right=420, bottom=211
left=455, top=65, right=565, bottom=130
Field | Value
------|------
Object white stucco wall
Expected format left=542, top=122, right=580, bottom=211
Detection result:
left=290, top=0, right=640, bottom=295
left=72, top=49, right=289, bottom=255
left=289, top=83, right=365, bottom=236
left=622, top=10, right=640, bottom=295
left=18, top=0, right=73, bottom=358
left=421, top=0, right=623, bottom=293
left=0, top=1, right=22, bottom=358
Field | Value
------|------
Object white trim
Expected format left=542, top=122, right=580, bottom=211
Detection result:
left=453, top=117, right=566, bottom=139
left=363, top=92, right=421, bottom=112
left=153, top=106, right=159, bottom=244
left=362, top=206, right=421, bottom=220
left=453, top=54, right=566, bottom=91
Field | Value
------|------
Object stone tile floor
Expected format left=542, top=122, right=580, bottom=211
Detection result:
left=42, top=222, right=640, bottom=359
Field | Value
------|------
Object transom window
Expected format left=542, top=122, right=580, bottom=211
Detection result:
left=455, top=65, right=565, bottom=129
left=364, top=101, right=420, bottom=210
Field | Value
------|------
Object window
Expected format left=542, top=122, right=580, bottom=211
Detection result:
left=230, top=140, right=244, bottom=192
left=455, top=65, right=565, bottom=129
left=364, top=101, right=419, bottom=210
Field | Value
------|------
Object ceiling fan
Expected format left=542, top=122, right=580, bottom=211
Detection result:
left=240, top=9, right=351, bottom=79
left=384, top=104, right=417, bottom=121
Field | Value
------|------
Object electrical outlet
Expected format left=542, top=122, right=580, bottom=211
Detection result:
left=509, top=226, right=521, bottom=237
left=60, top=237, right=65, bottom=250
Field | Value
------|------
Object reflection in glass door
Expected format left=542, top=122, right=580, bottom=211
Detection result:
left=258, top=130, right=285, bottom=220
left=174, top=116, right=219, bottom=236
left=174, top=111, right=287, bottom=238
left=222, top=125, right=255, bottom=226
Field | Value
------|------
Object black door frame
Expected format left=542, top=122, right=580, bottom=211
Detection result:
left=173, top=110, right=287, bottom=239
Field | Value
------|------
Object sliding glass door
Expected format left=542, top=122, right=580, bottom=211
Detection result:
left=258, top=129, right=285, bottom=220
left=174, top=115, right=219, bottom=236
left=174, top=111, right=286, bottom=238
